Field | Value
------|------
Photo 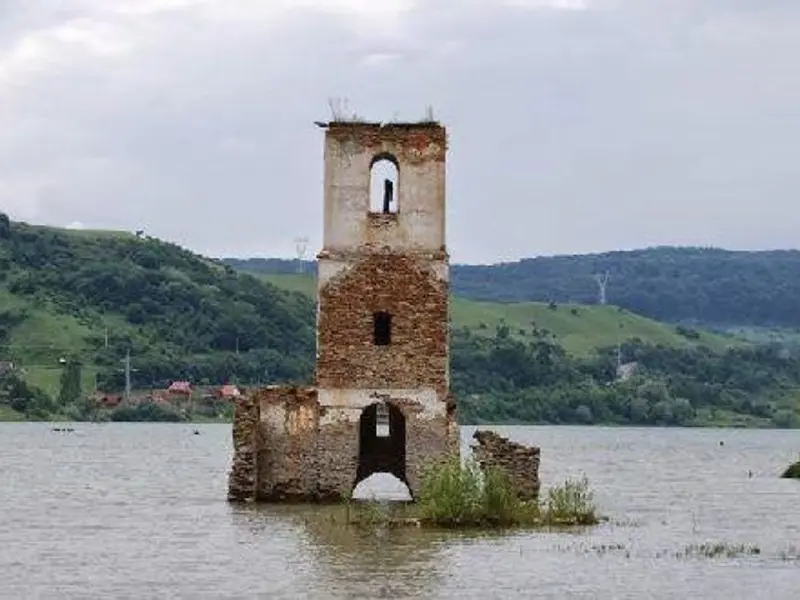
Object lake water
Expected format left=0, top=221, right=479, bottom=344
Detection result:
left=1, top=423, right=798, bottom=599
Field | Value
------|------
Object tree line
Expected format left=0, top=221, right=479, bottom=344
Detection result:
left=2, top=216, right=798, bottom=426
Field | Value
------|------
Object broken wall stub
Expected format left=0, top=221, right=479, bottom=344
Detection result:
left=256, top=386, right=325, bottom=501
left=228, top=121, right=457, bottom=503
left=227, top=393, right=261, bottom=502
left=472, top=430, right=541, bottom=502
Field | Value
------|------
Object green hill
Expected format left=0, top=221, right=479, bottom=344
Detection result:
left=449, top=247, right=800, bottom=328
left=251, top=273, right=738, bottom=356
left=0, top=218, right=315, bottom=403
left=2, top=215, right=797, bottom=428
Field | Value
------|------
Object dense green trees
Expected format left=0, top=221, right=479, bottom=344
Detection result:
left=0, top=372, right=55, bottom=420
left=0, top=213, right=10, bottom=240
left=449, top=247, right=800, bottom=328
left=454, top=327, right=800, bottom=428
left=58, top=358, right=82, bottom=406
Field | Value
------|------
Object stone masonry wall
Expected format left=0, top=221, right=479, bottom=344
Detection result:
left=227, top=392, right=261, bottom=502
left=256, top=386, right=321, bottom=501
left=316, top=253, right=448, bottom=395
left=228, top=385, right=458, bottom=502
left=471, top=430, right=541, bottom=502
left=324, top=122, right=447, bottom=165
left=314, top=411, right=360, bottom=500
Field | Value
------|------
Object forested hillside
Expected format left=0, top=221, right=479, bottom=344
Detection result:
left=452, top=247, right=800, bottom=328
left=0, top=216, right=315, bottom=408
left=223, top=247, right=800, bottom=328
left=2, top=216, right=798, bottom=428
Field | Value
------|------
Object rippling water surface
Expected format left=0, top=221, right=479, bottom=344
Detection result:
left=1, top=423, right=799, bottom=599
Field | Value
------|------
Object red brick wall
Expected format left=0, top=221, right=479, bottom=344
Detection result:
left=316, top=253, right=449, bottom=395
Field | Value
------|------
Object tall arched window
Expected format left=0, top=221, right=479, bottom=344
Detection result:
left=369, top=154, right=399, bottom=214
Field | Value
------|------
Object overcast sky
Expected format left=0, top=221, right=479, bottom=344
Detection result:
left=1, top=0, right=798, bottom=264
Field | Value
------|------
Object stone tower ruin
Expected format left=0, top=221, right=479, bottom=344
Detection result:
left=227, top=119, right=458, bottom=503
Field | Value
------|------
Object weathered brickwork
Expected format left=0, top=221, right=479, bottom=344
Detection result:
left=316, top=253, right=448, bottom=393
left=324, top=122, right=447, bottom=166
left=228, top=120, right=457, bottom=503
left=256, top=386, right=321, bottom=501
left=472, top=430, right=541, bottom=502
left=227, top=393, right=260, bottom=502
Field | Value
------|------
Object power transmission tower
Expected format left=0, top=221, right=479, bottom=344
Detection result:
left=294, top=235, right=309, bottom=274
left=594, top=271, right=610, bottom=305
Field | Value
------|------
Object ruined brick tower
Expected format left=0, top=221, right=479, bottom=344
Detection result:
left=227, top=119, right=458, bottom=503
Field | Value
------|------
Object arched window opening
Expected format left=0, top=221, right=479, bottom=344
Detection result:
left=373, top=312, right=392, bottom=346
left=375, top=401, right=390, bottom=437
left=353, top=402, right=411, bottom=501
left=369, top=155, right=399, bottom=214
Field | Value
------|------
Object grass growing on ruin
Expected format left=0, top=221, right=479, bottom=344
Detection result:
left=411, top=456, right=600, bottom=529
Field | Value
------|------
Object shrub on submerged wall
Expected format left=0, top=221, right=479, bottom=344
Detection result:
left=415, top=456, right=599, bottom=528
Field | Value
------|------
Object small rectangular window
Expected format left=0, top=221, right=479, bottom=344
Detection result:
left=373, top=312, right=391, bottom=345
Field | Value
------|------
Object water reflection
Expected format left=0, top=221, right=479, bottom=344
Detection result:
left=352, top=472, right=412, bottom=501
left=2, top=423, right=799, bottom=599
left=230, top=502, right=455, bottom=598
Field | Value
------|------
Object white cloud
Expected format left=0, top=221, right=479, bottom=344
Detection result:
left=504, top=0, right=592, bottom=10
left=1, top=0, right=799, bottom=262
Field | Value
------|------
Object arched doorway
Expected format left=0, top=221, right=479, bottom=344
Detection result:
left=352, top=401, right=411, bottom=501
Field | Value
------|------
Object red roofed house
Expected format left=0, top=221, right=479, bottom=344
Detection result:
left=217, top=384, right=241, bottom=400
left=167, top=381, right=193, bottom=396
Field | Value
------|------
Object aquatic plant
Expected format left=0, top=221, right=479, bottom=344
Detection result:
left=679, top=542, right=761, bottom=559
left=414, top=456, right=598, bottom=529
left=416, top=457, right=489, bottom=526
left=542, top=475, right=597, bottom=526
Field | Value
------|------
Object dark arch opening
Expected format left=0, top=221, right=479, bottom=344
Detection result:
left=369, top=154, right=399, bottom=214
left=353, top=402, right=410, bottom=500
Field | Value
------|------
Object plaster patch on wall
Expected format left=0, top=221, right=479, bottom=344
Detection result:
left=261, top=401, right=286, bottom=434
left=429, top=261, right=449, bottom=282
left=287, top=402, right=316, bottom=434
left=317, top=388, right=445, bottom=425
left=317, top=259, right=353, bottom=287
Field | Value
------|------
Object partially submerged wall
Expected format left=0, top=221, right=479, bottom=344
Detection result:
left=227, top=392, right=260, bottom=502
left=257, top=386, right=324, bottom=501
left=228, top=385, right=457, bottom=502
left=472, top=430, right=541, bottom=501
